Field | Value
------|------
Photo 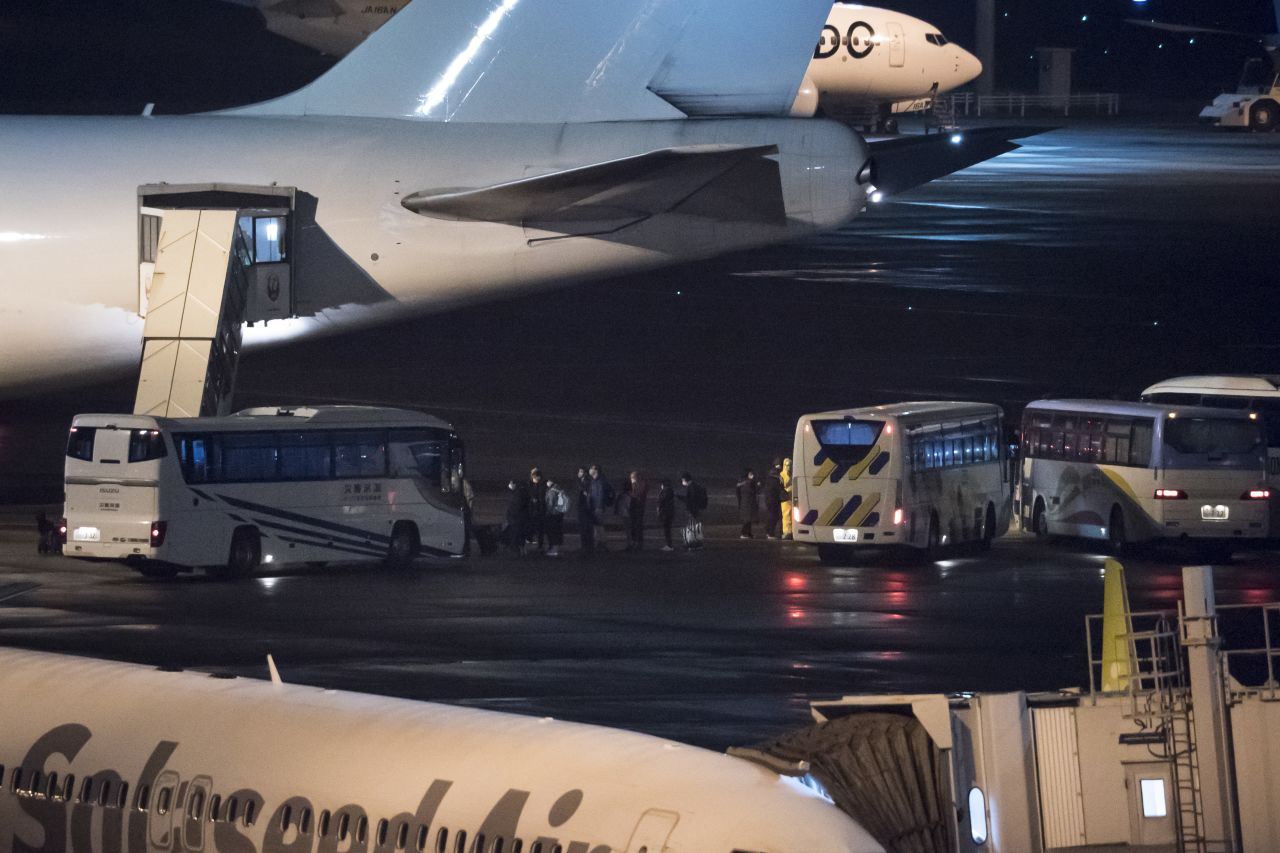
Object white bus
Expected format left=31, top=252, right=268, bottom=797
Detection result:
left=62, top=406, right=468, bottom=579
left=1141, top=375, right=1280, bottom=535
left=1020, top=399, right=1270, bottom=557
left=791, top=402, right=1012, bottom=563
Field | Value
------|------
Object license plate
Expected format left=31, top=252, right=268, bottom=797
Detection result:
left=1201, top=505, right=1229, bottom=521
left=72, top=527, right=101, bottom=542
left=833, top=529, right=859, bottom=543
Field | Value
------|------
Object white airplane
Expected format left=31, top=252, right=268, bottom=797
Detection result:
left=0, top=0, right=1021, bottom=400
left=791, top=4, right=982, bottom=123
left=225, top=1, right=981, bottom=122
left=0, top=648, right=884, bottom=852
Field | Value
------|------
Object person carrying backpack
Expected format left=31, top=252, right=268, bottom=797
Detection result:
left=544, top=477, right=569, bottom=557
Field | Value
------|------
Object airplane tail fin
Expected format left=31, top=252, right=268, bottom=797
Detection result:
left=229, top=0, right=833, bottom=122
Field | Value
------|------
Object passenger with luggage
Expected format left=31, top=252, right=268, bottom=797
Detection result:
left=679, top=472, right=708, bottom=549
left=544, top=477, right=569, bottom=557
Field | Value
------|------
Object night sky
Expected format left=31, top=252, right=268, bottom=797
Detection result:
left=1, top=0, right=1276, bottom=115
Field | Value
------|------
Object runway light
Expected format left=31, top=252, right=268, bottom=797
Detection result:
left=949, top=133, right=963, bottom=144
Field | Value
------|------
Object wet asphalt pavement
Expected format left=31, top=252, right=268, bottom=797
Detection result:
left=2, top=528, right=1278, bottom=751
left=2, top=119, right=1279, bottom=748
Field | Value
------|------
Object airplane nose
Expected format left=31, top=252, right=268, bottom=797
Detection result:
left=956, top=48, right=983, bottom=85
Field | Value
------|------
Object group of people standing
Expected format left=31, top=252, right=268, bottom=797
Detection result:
left=504, top=466, right=710, bottom=556
left=734, top=457, right=794, bottom=540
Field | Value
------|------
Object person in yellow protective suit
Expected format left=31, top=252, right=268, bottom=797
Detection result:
left=780, top=457, right=794, bottom=539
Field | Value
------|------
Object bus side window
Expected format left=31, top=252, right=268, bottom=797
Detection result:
left=1130, top=420, right=1154, bottom=467
left=176, top=435, right=213, bottom=483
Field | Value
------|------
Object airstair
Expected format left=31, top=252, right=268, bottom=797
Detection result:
left=133, top=184, right=296, bottom=417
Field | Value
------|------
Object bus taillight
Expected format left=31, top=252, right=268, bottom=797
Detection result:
left=58, top=518, right=68, bottom=536
left=150, top=521, right=168, bottom=547
left=792, top=505, right=802, bottom=524
left=1154, top=489, right=1187, bottom=500
left=1243, top=489, right=1271, bottom=500
left=893, top=507, right=904, bottom=526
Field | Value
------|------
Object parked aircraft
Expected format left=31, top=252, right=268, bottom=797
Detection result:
left=0, top=648, right=883, bottom=853
left=0, top=0, right=1025, bottom=398
left=223, top=1, right=981, bottom=122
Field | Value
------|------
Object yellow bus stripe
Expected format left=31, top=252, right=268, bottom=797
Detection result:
left=816, top=498, right=845, bottom=527
left=1100, top=467, right=1138, bottom=502
left=847, top=493, right=881, bottom=527
left=813, top=458, right=836, bottom=487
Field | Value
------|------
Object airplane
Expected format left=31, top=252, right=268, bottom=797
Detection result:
left=0, top=647, right=885, bottom=852
left=222, top=0, right=982, bottom=127
left=791, top=3, right=983, bottom=127
left=0, top=0, right=1027, bottom=401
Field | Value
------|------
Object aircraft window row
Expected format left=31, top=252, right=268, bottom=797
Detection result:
left=1023, top=412, right=1154, bottom=468
left=2, top=768, right=129, bottom=810
left=0, top=770, right=547, bottom=853
left=907, top=419, right=1002, bottom=471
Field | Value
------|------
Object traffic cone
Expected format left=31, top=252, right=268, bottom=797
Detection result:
left=1100, top=557, right=1132, bottom=693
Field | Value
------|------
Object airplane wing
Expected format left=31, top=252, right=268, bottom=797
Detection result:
left=230, top=0, right=834, bottom=121
left=867, top=127, right=1052, bottom=198
left=1126, top=19, right=1263, bottom=39
left=401, top=145, right=785, bottom=232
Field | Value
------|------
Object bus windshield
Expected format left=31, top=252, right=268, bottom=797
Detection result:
left=1162, top=417, right=1264, bottom=468
left=812, top=419, right=885, bottom=465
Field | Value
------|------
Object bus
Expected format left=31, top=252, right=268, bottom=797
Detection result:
left=791, top=402, right=1012, bottom=563
left=62, top=406, right=468, bottom=579
left=1020, top=399, right=1270, bottom=557
left=1141, top=375, right=1280, bottom=534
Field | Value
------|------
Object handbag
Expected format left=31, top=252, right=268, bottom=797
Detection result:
left=682, top=519, right=703, bottom=547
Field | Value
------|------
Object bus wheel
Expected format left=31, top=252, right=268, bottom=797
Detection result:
left=136, top=561, right=177, bottom=580
left=980, top=504, right=997, bottom=552
left=1032, top=499, right=1049, bottom=539
left=1108, top=507, right=1127, bottom=557
left=387, top=522, right=420, bottom=569
left=218, top=527, right=261, bottom=580
left=925, top=512, right=943, bottom=561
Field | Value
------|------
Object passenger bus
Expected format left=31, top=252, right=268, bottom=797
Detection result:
left=791, top=402, right=1012, bottom=563
left=1020, top=399, right=1270, bottom=557
left=1141, top=375, right=1280, bottom=534
left=62, top=406, right=468, bottom=579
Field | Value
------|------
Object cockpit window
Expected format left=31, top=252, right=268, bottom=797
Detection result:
left=925, top=32, right=949, bottom=46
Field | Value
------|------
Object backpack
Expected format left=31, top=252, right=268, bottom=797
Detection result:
left=548, top=487, right=569, bottom=515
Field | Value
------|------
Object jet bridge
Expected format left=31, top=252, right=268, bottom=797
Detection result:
left=134, top=184, right=296, bottom=417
